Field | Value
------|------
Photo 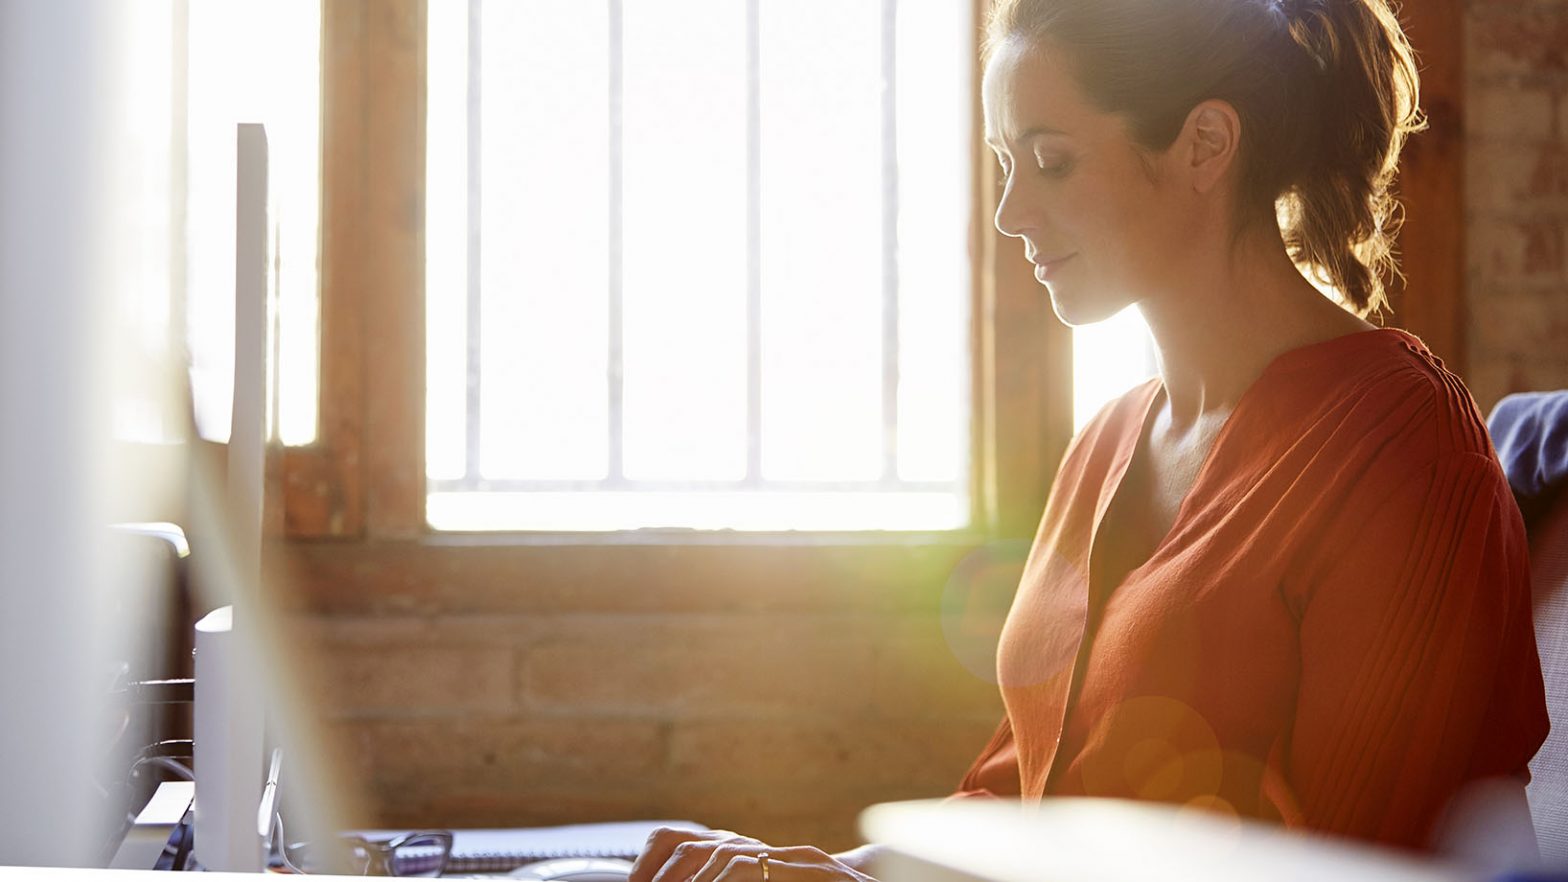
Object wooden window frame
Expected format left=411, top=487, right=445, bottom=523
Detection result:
left=283, top=0, right=1462, bottom=556
left=284, top=0, right=426, bottom=540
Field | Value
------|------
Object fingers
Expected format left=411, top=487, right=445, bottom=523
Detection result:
left=629, top=829, right=719, bottom=882
left=631, top=830, right=851, bottom=882
left=631, top=829, right=755, bottom=882
left=692, top=845, right=836, bottom=882
left=711, top=854, right=838, bottom=882
left=690, top=842, right=752, bottom=882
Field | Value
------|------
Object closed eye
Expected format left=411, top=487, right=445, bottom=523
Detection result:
left=1035, top=151, right=1073, bottom=178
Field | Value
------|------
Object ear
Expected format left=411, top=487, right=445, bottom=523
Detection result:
left=1181, top=99, right=1242, bottom=195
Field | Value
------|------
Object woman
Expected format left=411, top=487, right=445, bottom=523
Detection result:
left=631, top=0, right=1548, bottom=878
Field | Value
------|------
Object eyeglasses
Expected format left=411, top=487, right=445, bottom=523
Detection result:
left=269, top=814, right=453, bottom=877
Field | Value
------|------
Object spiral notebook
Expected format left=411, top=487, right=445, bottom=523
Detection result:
left=359, top=819, right=709, bottom=874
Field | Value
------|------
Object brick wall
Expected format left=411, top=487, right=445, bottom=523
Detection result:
left=283, top=541, right=1010, bottom=853
left=1464, top=0, right=1568, bottom=411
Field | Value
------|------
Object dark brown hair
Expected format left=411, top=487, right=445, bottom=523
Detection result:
left=985, top=0, right=1425, bottom=317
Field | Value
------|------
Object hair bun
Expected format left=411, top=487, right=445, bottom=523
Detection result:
left=1282, top=0, right=1338, bottom=75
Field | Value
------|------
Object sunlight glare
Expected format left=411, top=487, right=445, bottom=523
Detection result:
left=1073, top=306, right=1157, bottom=432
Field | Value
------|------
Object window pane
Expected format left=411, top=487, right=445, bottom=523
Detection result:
left=113, top=1, right=179, bottom=443
left=478, top=0, right=611, bottom=480
left=895, top=0, right=971, bottom=483
left=759, top=0, right=883, bottom=482
left=621, top=0, right=747, bottom=482
left=271, top=3, right=321, bottom=447
left=1073, top=306, right=1157, bottom=431
left=426, top=0, right=468, bottom=481
left=186, top=0, right=321, bottom=446
left=425, top=1, right=974, bottom=532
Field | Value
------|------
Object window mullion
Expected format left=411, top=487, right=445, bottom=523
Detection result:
left=464, top=0, right=483, bottom=483
left=608, top=0, right=626, bottom=486
left=880, top=0, right=901, bottom=485
left=745, top=0, right=762, bottom=490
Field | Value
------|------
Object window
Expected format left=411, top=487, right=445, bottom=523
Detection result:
left=99, top=0, right=323, bottom=449
left=425, top=0, right=974, bottom=532
left=186, top=0, right=322, bottom=446
left=111, top=3, right=182, bottom=445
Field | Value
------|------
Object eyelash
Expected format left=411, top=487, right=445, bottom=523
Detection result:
left=1040, top=159, right=1072, bottom=177
left=994, top=158, right=1072, bottom=188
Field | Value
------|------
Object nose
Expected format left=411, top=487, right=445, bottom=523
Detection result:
left=993, top=174, right=1029, bottom=240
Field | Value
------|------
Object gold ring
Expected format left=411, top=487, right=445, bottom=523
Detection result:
left=758, top=851, right=770, bottom=882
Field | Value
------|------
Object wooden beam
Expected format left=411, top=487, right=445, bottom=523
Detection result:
left=360, top=0, right=427, bottom=539
left=1389, top=0, right=1465, bottom=373
left=286, top=0, right=427, bottom=538
left=284, top=0, right=367, bottom=538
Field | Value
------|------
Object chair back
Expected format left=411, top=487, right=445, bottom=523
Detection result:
left=1528, top=493, right=1568, bottom=863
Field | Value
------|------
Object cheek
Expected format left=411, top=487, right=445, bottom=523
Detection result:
left=1089, top=178, right=1172, bottom=265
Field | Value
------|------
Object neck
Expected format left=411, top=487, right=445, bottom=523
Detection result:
left=1135, top=224, right=1374, bottom=431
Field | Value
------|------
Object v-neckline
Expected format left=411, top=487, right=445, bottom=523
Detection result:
left=1030, top=326, right=1410, bottom=796
left=1082, top=327, right=1404, bottom=599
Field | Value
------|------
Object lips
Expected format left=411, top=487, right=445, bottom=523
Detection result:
left=1031, top=252, right=1076, bottom=281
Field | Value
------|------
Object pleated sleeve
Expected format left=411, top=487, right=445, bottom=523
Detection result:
left=1268, top=451, right=1548, bottom=847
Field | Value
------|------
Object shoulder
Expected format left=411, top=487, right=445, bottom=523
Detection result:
left=1256, top=329, right=1520, bottom=566
left=1270, top=328, right=1496, bottom=466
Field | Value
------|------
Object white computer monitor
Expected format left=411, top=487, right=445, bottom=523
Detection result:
left=0, top=1, right=144, bottom=866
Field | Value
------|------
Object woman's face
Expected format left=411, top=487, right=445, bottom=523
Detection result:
left=982, top=37, right=1193, bottom=326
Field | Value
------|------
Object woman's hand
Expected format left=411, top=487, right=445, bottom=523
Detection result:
left=628, top=828, right=880, bottom=882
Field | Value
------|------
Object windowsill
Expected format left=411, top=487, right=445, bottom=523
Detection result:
left=414, top=527, right=999, bottom=548
left=424, top=490, right=973, bottom=533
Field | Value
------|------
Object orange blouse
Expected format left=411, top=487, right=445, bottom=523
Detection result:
left=954, top=328, right=1549, bottom=848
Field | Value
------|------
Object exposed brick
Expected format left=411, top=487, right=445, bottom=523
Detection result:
left=1467, top=143, right=1568, bottom=216
left=520, top=614, right=876, bottom=717
left=1469, top=287, right=1568, bottom=364
left=1530, top=144, right=1568, bottom=200
left=1517, top=360, right=1568, bottom=394
left=1467, top=217, right=1568, bottom=282
left=331, top=717, right=667, bottom=800
left=869, top=616, right=1007, bottom=721
left=282, top=540, right=972, bottom=617
left=370, top=786, right=665, bottom=831
left=666, top=718, right=994, bottom=792
left=1467, top=4, right=1568, bottom=81
left=314, top=644, right=515, bottom=716
left=1561, top=89, right=1568, bottom=143
left=1523, top=218, right=1568, bottom=274
left=1466, top=83, right=1557, bottom=142
left=1464, top=357, right=1516, bottom=418
left=288, top=613, right=435, bottom=646
left=1464, top=2, right=1568, bottom=406
left=1464, top=354, right=1568, bottom=415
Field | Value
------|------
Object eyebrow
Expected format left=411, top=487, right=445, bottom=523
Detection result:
left=983, top=125, right=1071, bottom=149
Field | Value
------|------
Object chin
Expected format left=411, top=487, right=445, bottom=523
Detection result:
left=1046, top=283, right=1130, bottom=328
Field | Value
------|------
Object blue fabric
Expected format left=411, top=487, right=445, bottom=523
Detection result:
left=1488, top=390, right=1568, bottom=525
